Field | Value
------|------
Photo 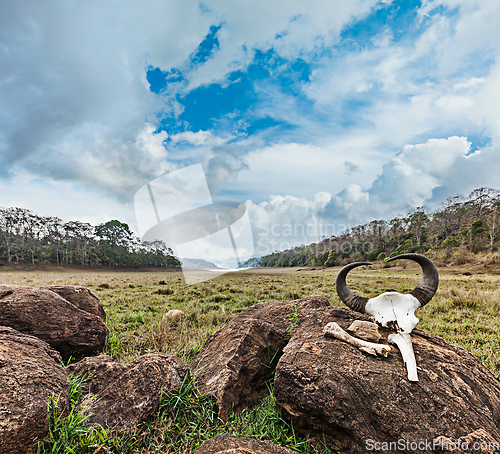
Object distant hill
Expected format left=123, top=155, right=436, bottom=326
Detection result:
left=179, top=258, right=221, bottom=269
left=239, top=257, right=261, bottom=268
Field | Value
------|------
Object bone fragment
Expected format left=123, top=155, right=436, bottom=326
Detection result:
left=323, top=322, right=391, bottom=357
left=388, top=332, right=418, bottom=382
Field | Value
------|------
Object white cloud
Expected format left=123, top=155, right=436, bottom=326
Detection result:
left=401, top=136, right=471, bottom=175
left=435, top=94, right=474, bottom=112
left=246, top=135, right=500, bottom=253
left=4, top=0, right=500, bottom=259
left=301, top=0, right=500, bottom=153
left=355, top=82, right=374, bottom=93
left=230, top=140, right=386, bottom=202
left=204, top=144, right=249, bottom=193
left=184, top=0, right=381, bottom=90
left=246, top=192, right=337, bottom=255
left=0, top=171, right=136, bottom=229
left=0, top=1, right=212, bottom=198
left=170, top=130, right=227, bottom=146
left=453, top=77, right=486, bottom=90
left=0, top=0, right=381, bottom=202
left=18, top=123, right=173, bottom=199
left=329, top=136, right=485, bottom=220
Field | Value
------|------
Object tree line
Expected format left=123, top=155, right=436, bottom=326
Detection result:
left=0, top=207, right=181, bottom=268
left=259, top=188, right=500, bottom=268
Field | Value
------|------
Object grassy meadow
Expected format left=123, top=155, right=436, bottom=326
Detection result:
left=1, top=263, right=499, bottom=453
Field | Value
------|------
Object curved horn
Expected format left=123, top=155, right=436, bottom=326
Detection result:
left=386, top=253, right=439, bottom=306
left=335, top=262, right=372, bottom=313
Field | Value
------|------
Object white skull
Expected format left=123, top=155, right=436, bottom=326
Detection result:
left=365, top=292, right=421, bottom=333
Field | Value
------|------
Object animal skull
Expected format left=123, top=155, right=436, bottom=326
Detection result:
left=336, top=253, right=439, bottom=333
left=334, top=253, right=439, bottom=381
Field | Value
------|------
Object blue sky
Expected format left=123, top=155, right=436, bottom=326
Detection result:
left=2, top=0, right=500, bottom=256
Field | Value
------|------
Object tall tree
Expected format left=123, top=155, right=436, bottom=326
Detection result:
left=94, top=220, right=133, bottom=249
left=406, top=207, right=429, bottom=250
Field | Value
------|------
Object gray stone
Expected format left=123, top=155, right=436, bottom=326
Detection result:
left=347, top=319, right=381, bottom=342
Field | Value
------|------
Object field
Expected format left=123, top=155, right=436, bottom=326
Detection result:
left=2, top=263, right=499, bottom=453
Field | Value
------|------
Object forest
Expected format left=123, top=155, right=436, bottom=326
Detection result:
left=4, top=187, right=500, bottom=270
left=259, top=188, right=500, bottom=268
left=0, top=207, right=181, bottom=268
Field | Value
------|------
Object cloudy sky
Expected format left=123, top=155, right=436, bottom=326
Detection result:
left=2, top=0, right=500, bottom=257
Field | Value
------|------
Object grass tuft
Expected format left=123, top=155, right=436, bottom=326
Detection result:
left=37, top=371, right=331, bottom=453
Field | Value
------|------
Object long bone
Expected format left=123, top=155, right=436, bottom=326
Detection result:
left=388, top=332, right=418, bottom=382
left=323, top=322, right=391, bottom=357
left=333, top=253, right=439, bottom=381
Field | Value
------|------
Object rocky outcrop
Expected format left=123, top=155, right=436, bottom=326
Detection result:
left=0, top=326, right=70, bottom=454
left=195, top=434, right=295, bottom=454
left=0, top=286, right=109, bottom=361
left=273, top=306, right=500, bottom=454
left=68, top=353, right=189, bottom=432
left=42, top=285, right=106, bottom=321
left=191, top=296, right=329, bottom=420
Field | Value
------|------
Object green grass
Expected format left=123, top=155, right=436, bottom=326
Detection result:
left=37, top=368, right=331, bottom=454
left=2, top=264, right=499, bottom=452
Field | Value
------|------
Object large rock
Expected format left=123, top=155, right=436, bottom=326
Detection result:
left=66, top=355, right=128, bottom=394
left=0, top=326, right=70, bottom=454
left=0, top=284, right=20, bottom=292
left=0, top=286, right=109, bottom=361
left=192, top=318, right=284, bottom=420
left=236, top=295, right=330, bottom=336
left=0, top=284, right=106, bottom=321
left=195, top=434, right=295, bottom=454
left=67, top=353, right=189, bottom=432
left=191, top=295, right=330, bottom=420
left=273, top=306, right=500, bottom=454
left=42, top=285, right=106, bottom=321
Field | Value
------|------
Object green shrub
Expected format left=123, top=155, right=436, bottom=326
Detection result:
left=441, top=236, right=459, bottom=249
